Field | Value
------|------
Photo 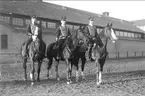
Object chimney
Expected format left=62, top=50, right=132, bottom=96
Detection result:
left=36, top=0, right=42, bottom=2
left=102, top=12, right=109, bottom=17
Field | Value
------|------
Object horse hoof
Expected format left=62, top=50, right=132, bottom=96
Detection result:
left=96, top=82, right=101, bottom=86
left=67, top=81, right=70, bottom=85
left=57, top=78, right=60, bottom=81
left=67, top=81, right=72, bottom=84
left=99, top=81, right=102, bottom=84
left=31, top=82, right=34, bottom=86
left=24, top=78, right=27, bottom=81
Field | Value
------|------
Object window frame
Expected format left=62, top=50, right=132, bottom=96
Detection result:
left=47, top=21, right=56, bottom=29
left=12, top=17, right=24, bottom=26
left=1, top=34, right=8, bottom=49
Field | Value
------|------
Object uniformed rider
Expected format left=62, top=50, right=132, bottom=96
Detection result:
left=56, top=16, right=71, bottom=59
left=24, top=14, right=45, bottom=58
left=84, top=17, right=103, bottom=60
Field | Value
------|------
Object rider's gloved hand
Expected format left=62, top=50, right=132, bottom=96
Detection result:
left=93, top=37, right=96, bottom=40
left=56, top=37, right=59, bottom=41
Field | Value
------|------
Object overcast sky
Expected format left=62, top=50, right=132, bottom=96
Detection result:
left=43, top=0, right=145, bottom=21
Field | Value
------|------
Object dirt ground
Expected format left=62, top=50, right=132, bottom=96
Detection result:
left=0, top=58, right=145, bottom=96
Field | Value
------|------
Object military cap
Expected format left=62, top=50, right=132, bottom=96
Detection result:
left=61, top=16, right=66, bottom=21
left=88, top=17, right=94, bottom=21
left=31, top=14, right=37, bottom=19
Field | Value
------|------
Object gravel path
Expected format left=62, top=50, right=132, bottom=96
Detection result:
left=0, top=58, right=145, bottom=96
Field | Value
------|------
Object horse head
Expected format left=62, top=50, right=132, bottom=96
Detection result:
left=99, top=23, right=118, bottom=43
left=73, top=26, right=89, bottom=49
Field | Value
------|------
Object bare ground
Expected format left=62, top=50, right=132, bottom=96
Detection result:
left=0, top=58, right=145, bottom=96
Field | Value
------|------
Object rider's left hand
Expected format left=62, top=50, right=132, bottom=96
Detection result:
left=93, top=37, right=96, bottom=40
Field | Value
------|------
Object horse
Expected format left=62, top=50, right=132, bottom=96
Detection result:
left=91, top=23, right=118, bottom=86
left=70, top=27, right=89, bottom=82
left=46, top=36, right=73, bottom=84
left=21, top=29, right=46, bottom=86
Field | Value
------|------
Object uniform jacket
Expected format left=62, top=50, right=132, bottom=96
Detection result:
left=84, top=25, right=98, bottom=39
left=56, top=25, right=71, bottom=39
left=26, top=23, right=42, bottom=40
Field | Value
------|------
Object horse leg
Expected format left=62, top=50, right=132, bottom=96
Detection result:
left=23, top=58, right=27, bottom=81
left=69, top=59, right=72, bottom=82
left=74, top=57, right=79, bottom=82
left=95, top=59, right=100, bottom=86
left=55, top=59, right=60, bottom=81
left=81, top=56, right=86, bottom=80
left=30, top=61, right=35, bottom=86
left=37, top=60, right=42, bottom=82
left=65, top=59, right=71, bottom=84
left=47, top=58, right=53, bottom=79
left=98, top=54, right=108, bottom=84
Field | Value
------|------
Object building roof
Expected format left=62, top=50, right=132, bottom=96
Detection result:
left=0, top=1, right=144, bottom=33
left=132, top=19, right=145, bottom=26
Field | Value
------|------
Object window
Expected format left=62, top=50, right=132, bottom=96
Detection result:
left=47, top=22, right=56, bottom=29
left=128, top=32, right=132, bottom=38
left=141, top=34, right=144, bottom=39
left=0, top=15, right=10, bottom=23
left=131, top=33, right=134, bottom=38
left=25, top=19, right=31, bottom=25
left=1, top=34, right=8, bottom=49
left=12, top=18, right=24, bottom=26
left=120, top=31, right=124, bottom=36
left=115, top=31, right=120, bottom=36
left=138, top=34, right=141, bottom=39
left=41, top=21, right=46, bottom=28
left=134, top=33, right=138, bottom=38
left=124, top=32, right=128, bottom=37
left=0, top=15, right=3, bottom=21
left=66, top=24, right=73, bottom=29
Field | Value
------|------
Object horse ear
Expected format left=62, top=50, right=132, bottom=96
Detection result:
left=110, top=23, right=112, bottom=27
left=107, top=23, right=109, bottom=27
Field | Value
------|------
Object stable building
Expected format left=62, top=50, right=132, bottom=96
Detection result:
left=0, top=0, right=145, bottom=58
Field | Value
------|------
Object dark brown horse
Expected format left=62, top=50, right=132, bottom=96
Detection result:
left=46, top=36, right=73, bottom=84
left=70, top=27, right=89, bottom=82
left=21, top=35, right=46, bottom=86
left=91, top=23, right=118, bottom=86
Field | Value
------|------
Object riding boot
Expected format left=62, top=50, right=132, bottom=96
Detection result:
left=25, top=39, right=32, bottom=57
left=57, top=47, right=62, bottom=60
left=88, top=46, right=92, bottom=60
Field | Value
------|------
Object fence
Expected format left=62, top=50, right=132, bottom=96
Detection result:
left=108, top=51, right=145, bottom=59
left=0, top=51, right=145, bottom=64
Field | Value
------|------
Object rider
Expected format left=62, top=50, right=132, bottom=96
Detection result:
left=84, top=17, right=103, bottom=60
left=24, top=14, right=46, bottom=58
left=56, top=16, right=72, bottom=59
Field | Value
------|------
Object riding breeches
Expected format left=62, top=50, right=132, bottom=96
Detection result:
left=23, top=38, right=32, bottom=55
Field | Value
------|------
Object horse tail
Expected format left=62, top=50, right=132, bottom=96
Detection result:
left=20, top=42, right=26, bottom=59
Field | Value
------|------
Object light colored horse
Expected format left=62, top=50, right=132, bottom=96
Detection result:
left=91, top=23, right=118, bottom=86
left=21, top=26, right=46, bottom=86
